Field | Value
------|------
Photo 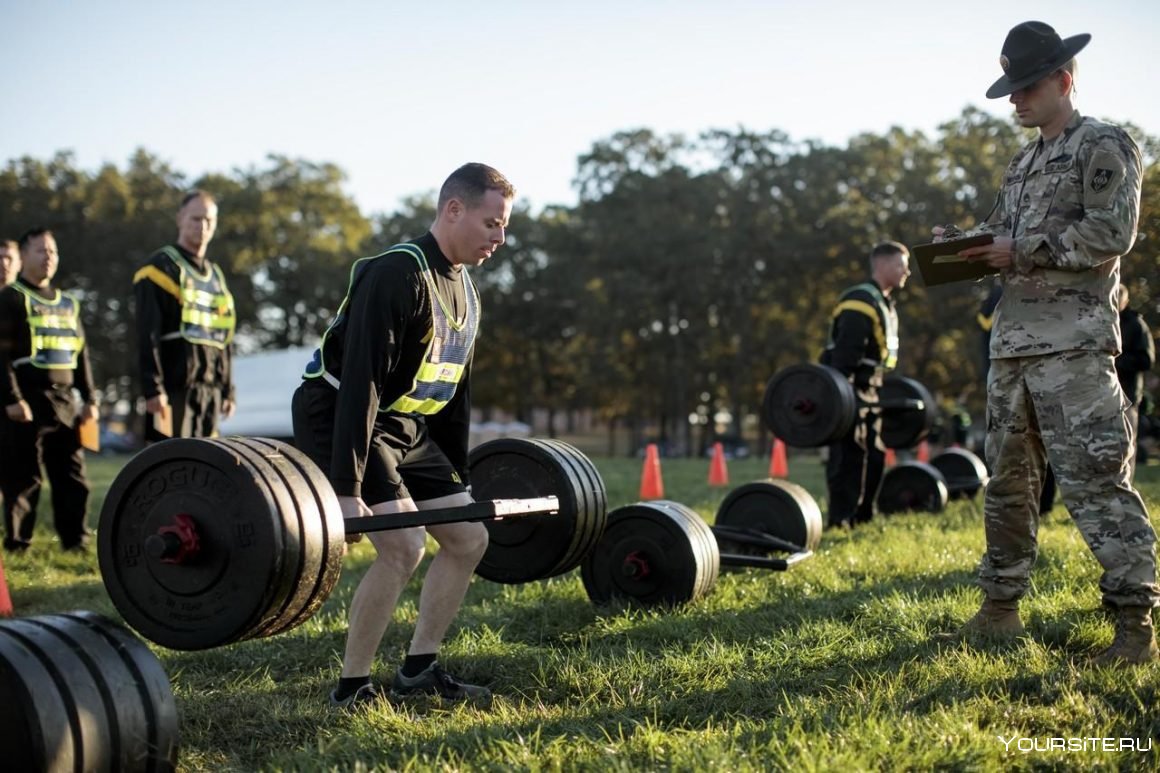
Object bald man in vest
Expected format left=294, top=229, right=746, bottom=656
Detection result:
left=0, top=228, right=98, bottom=552
left=293, top=163, right=512, bottom=710
left=134, top=190, right=237, bottom=440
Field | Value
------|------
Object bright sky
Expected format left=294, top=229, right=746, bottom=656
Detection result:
left=3, top=0, right=1156, bottom=216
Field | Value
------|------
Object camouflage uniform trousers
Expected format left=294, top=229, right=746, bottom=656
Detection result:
left=979, top=351, right=1159, bottom=608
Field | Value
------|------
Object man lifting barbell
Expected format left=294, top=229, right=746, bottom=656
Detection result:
left=292, top=163, right=515, bottom=708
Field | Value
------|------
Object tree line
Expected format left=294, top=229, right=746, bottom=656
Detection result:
left=2, top=107, right=1157, bottom=455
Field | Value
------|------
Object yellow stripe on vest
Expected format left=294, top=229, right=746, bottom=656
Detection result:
left=133, top=265, right=182, bottom=300
left=833, top=299, right=887, bottom=361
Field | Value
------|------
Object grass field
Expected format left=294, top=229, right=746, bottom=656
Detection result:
left=4, top=450, right=1160, bottom=771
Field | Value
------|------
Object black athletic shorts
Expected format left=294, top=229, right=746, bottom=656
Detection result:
left=291, top=380, right=467, bottom=506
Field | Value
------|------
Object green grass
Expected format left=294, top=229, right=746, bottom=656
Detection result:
left=5, top=451, right=1160, bottom=771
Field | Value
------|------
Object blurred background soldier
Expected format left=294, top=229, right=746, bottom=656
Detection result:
left=1116, top=283, right=1154, bottom=473
left=0, top=229, right=97, bottom=552
left=134, top=190, right=236, bottom=440
left=819, top=241, right=910, bottom=529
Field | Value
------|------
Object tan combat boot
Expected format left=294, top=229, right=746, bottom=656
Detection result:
left=938, top=598, right=1025, bottom=642
left=1093, top=606, right=1159, bottom=666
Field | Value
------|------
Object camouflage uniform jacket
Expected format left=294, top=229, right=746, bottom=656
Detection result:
left=982, top=110, right=1143, bottom=359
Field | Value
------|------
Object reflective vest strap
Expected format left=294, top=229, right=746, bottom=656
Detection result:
left=133, top=265, right=182, bottom=300
left=832, top=299, right=887, bottom=361
left=32, top=335, right=83, bottom=352
left=390, top=395, right=450, bottom=415
left=415, top=361, right=464, bottom=383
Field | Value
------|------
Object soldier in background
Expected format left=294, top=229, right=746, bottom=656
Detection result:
left=0, top=229, right=97, bottom=552
left=134, top=191, right=237, bottom=440
left=0, top=240, right=19, bottom=289
left=1116, top=283, right=1155, bottom=472
left=942, top=21, right=1157, bottom=664
left=820, top=241, right=910, bottom=529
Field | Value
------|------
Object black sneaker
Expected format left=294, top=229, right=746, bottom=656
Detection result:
left=328, top=682, right=383, bottom=711
left=389, top=662, right=492, bottom=707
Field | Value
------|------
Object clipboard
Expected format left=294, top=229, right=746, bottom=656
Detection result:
left=912, top=234, right=997, bottom=286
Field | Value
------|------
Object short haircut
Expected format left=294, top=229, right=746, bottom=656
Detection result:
left=18, top=227, right=53, bottom=250
left=179, top=189, right=216, bottom=212
left=870, top=240, right=909, bottom=260
left=1, top=238, right=18, bottom=252
left=437, top=163, right=515, bottom=211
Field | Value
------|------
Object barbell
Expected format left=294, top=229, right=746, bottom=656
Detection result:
left=0, top=611, right=179, bottom=772
left=762, top=363, right=936, bottom=449
left=876, top=448, right=990, bottom=515
left=98, top=436, right=825, bottom=645
left=581, top=479, right=822, bottom=607
left=97, top=436, right=565, bottom=651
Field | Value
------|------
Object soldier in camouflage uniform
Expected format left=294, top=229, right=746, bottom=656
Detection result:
left=940, top=21, right=1159, bottom=664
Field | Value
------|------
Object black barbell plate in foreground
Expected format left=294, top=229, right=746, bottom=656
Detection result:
left=876, top=461, right=949, bottom=514
left=930, top=447, right=989, bottom=500
left=218, top=437, right=346, bottom=641
left=581, top=501, right=719, bottom=607
left=98, top=438, right=291, bottom=651
left=763, top=363, right=857, bottom=448
left=468, top=438, right=607, bottom=584
left=880, top=376, right=936, bottom=449
left=0, top=612, right=179, bottom=772
left=714, top=478, right=824, bottom=553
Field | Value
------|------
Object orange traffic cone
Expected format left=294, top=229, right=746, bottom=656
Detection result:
left=709, top=442, right=730, bottom=486
left=0, top=552, right=12, bottom=617
left=769, top=438, right=789, bottom=478
left=916, top=440, right=931, bottom=463
left=640, top=443, right=665, bottom=499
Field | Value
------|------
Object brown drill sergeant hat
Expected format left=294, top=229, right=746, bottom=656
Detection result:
left=986, top=21, right=1091, bottom=99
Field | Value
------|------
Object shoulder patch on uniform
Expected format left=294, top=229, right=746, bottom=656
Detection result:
left=1084, top=148, right=1126, bottom=210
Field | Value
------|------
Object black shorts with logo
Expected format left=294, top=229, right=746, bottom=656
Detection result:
left=291, top=380, right=467, bottom=506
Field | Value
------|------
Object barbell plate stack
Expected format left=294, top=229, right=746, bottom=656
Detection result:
left=98, top=437, right=343, bottom=650
left=881, top=376, right=937, bottom=450
left=219, top=437, right=346, bottom=639
left=713, top=478, right=823, bottom=554
left=930, top=448, right=989, bottom=500
left=0, top=611, right=179, bottom=772
left=468, top=438, right=607, bottom=584
left=581, top=500, right=719, bottom=607
left=876, top=461, right=950, bottom=515
left=763, top=364, right=857, bottom=447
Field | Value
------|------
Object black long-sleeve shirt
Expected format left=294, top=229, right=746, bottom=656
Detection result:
left=318, top=232, right=474, bottom=497
left=133, top=243, right=234, bottom=400
left=0, top=277, right=96, bottom=425
left=821, top=279, right=896, bottom=388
